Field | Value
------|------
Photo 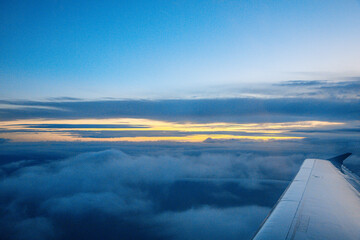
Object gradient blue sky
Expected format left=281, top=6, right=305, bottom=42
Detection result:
left=1, top=0, right=360, bottom=99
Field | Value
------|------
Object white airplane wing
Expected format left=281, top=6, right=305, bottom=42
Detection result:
left=252, top=153, right=360, bottom=240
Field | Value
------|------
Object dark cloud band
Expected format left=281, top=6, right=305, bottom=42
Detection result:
left=1, top=97, right=359, bottom=122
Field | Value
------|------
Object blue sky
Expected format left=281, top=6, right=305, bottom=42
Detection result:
left=1, top=0, right=360, bottom=99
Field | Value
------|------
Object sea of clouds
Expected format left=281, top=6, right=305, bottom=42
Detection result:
left=0, top=148, right=304, bottom=240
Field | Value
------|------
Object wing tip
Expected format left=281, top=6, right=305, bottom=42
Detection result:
left=328, top=153, right=352, bottom=166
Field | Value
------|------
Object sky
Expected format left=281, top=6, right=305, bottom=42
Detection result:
left=1, top=0, right=360, bottom=99
left=1, top=1, right=360, bottom=240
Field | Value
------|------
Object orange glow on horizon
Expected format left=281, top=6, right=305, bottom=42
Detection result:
left=0, top=132, right=305, bottom=143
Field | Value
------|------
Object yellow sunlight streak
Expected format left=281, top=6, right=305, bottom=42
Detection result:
left=0, top=118, right=344, bottom=142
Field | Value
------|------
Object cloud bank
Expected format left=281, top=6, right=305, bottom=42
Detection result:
left=1, top=97, right=359, bottom=123
left=0, top=149, right=299, bottom=240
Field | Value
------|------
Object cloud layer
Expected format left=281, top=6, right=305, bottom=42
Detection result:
left=1, top=96, right=360, bottom=123
left=0, top=149, right=299, bottom=240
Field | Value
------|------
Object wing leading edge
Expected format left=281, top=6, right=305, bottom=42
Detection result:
left=252, top=153, right=360, bottom=240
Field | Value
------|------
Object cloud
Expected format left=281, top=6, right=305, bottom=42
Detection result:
left=24, top=124, right=149, bottom=129
left=155, top=206, right=269, bottom=240
left=46, top=97, right=82, bottom=101
left=273, top=79, right=360, bottom=99
left=0, top=136, right=359, bottom=240
left=192, top=78, right=360, bottom=99
left=0, top=103, right=64, bottom=111
left=43, top=192, right=151, bottom=217
left=0, top=149, right=301, bottom=240
left=0, top=98, right=359, bottom=123
left=13, top=217, right=55, bottom=240
left=276, top=80, right=324, bottom=86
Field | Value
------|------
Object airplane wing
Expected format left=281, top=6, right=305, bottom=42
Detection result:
left=252, top=153, right=360, bottom=240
